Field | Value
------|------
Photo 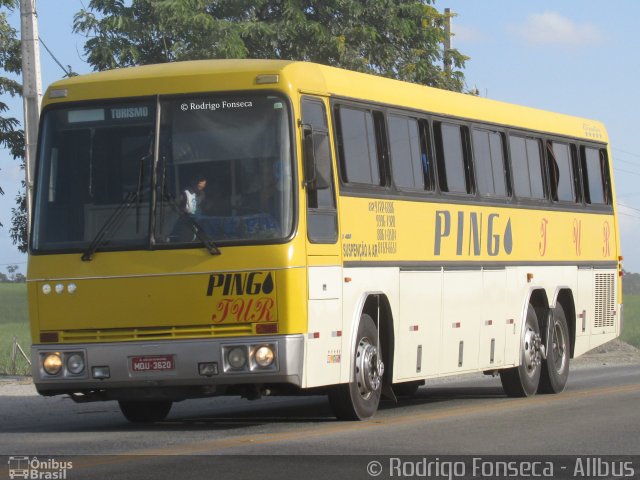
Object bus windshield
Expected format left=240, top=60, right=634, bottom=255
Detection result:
left=32, top=94, right=294, bottom=253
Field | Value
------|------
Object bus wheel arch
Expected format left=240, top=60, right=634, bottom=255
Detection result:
left=361, top=293, right=395, bottom=392
left=329, top=293, right=394, bottom=420
left=500, top=289, right=547, bottom=397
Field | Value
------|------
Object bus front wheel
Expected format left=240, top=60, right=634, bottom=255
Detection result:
left=329, top=313, right=383, bottom=420
left=500, top=304, right=542, bottom=397
left=118, top=400, right=173, bottom=423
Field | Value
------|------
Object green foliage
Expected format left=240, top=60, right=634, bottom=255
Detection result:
left=0, top=0, right=26, bottom=248
left=73, top=0, right=467, bottom=91
left=0, top=282, right=27, bottom=323
left=622, top=294, right=640, bottom=348
left=622, top=272, right=640, bottom=295
left=0, top=283, right=30, bottom=375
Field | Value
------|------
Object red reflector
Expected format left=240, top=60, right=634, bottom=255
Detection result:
left=485, top=320, right=493, bottom=326
left=256, top=323, right=278, bottom=334
left=452, top=322, right=461, bottom=329
left=40, top=332, right=59, bottom=343
left=410, top=325, right=419, bottom=331
left=507, top=319, right=515, bottom=325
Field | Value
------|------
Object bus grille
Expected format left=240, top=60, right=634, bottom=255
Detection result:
left=594, top=273, right=615, bottom=329
left=58, top=323, right=254, bottom=343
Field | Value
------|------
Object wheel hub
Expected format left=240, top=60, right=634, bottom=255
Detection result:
left=355, top=338, right=384, bottom=399
left=523, top=327, right=542, bottom=376
left=551, top=321, right=567, bottom=372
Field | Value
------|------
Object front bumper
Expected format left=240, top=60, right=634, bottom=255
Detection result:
left=31, top=334, right=304, bottom=396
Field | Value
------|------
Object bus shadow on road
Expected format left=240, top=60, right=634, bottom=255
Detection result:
left=155, top=384, right=509, bottom=429
left=380, top=384, right=508, bottom=412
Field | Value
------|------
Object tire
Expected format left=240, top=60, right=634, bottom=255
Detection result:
left=118, top=400, right=173, bottom=423
left=329, top=313, right=384, bottom=420
left=500, top=304, right=542, bottom=397
left=538, top=304, right=570, bottom=394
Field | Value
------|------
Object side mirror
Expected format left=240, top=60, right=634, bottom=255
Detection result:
left=303, top=125, right=331, bottom=190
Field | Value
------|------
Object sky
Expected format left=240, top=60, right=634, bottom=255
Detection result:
left=1, top=0, right=640, bottom=272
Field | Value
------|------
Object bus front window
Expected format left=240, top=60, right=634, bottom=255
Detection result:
left=32, top=102, right=157, bottom=253
left=31, top=94, right=294, bottom=254
left=155, top=95, right=294, bottom=246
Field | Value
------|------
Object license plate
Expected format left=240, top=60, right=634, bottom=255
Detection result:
left=131, top=355, right=175, bottom=372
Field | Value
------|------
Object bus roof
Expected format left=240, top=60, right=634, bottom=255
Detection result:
left=44, top=59, right=607, bottom=143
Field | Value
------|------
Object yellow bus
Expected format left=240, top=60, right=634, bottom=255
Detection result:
left=29, top=60, right=622, bottom=422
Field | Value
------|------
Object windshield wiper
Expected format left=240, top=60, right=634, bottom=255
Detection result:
left=165, top=195, right=221, bottom=256
left=81, top=191, right=139, bottom=261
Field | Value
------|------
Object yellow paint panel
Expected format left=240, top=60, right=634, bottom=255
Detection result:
left=29, top=245, right=308, bottom=342
left=340, top=197, right=617, bottom=264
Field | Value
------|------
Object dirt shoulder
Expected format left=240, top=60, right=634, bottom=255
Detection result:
left=573, top=338, right=640, bottom=368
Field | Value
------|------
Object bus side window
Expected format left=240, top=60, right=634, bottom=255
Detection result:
left=546, top=140, right=579, bottom=203
left=388, top=114, right=424, bottom=190
left=509, top=135, right=546, bottom=200
left=302, top=98, right=338, bottom=243
left=471, top=128, right=509, bottom=198
left=434, top=121, right=473, bottom=194
left=335, top=105, right=383, bottom=186
left=581, top=146, right=611, bottom=205
left=419, top=120, right=435, bottom=192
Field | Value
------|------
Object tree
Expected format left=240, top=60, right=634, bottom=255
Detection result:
left=6, top=263, right=17, bottom=281
left=73, top=0, right=467, bottom=91
left=0, top=0, right=26, bottom=251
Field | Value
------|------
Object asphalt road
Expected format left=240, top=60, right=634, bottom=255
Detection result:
left=1, top=358, right=639, bottom=479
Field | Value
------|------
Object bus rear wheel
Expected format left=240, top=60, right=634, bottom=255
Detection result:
left=538, top=304, right=570, bottom=394
left=500, top=304, right=542, bottom=397
left=118, top=400, right=173, bottom=423
left=329, top=313, right=384, bottom=420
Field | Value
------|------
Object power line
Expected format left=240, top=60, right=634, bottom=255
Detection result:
left=614, top=167, right=640, bottom=178
left=617, top=212, right=640, bottom=220
left=39, top=37, right=75, bottom=77
left=618, top=203, right=640, bottom=212
left=615, top=157, right=639, bottom=167
left=613, top=147, right=640, bottom=159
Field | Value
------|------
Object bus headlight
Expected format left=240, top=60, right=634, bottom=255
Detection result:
left=66, top=353, right=86, bottom=375
left=254, top=345, right=275, bottom=368
left=227, top=347, right=247, bottom=369
left=43, top=353, right=63, bottom=375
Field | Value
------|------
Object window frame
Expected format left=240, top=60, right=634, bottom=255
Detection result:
left=302, top=96, right=339, bottom=244
left=333, top=102, right=387, bottom=189
left=470, top=125, right=511, bottom=199
left=579, top=144, right=613, bottom=207
left=507, top=132, right=549, bottom=204
left=433, top=119, right=474, bottom=196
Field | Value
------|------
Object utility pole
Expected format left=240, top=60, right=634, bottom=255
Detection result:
left=20, top=0, right=42, bottom=235
left=444, top=7, right=452, bottom=76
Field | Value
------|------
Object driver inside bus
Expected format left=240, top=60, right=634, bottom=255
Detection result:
left=180, top=174, right=207, bottom=215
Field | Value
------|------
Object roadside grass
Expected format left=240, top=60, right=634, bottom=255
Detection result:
left=0, top=283, right=31, bottom=375
left=621, top=294, right=640, bottom=348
